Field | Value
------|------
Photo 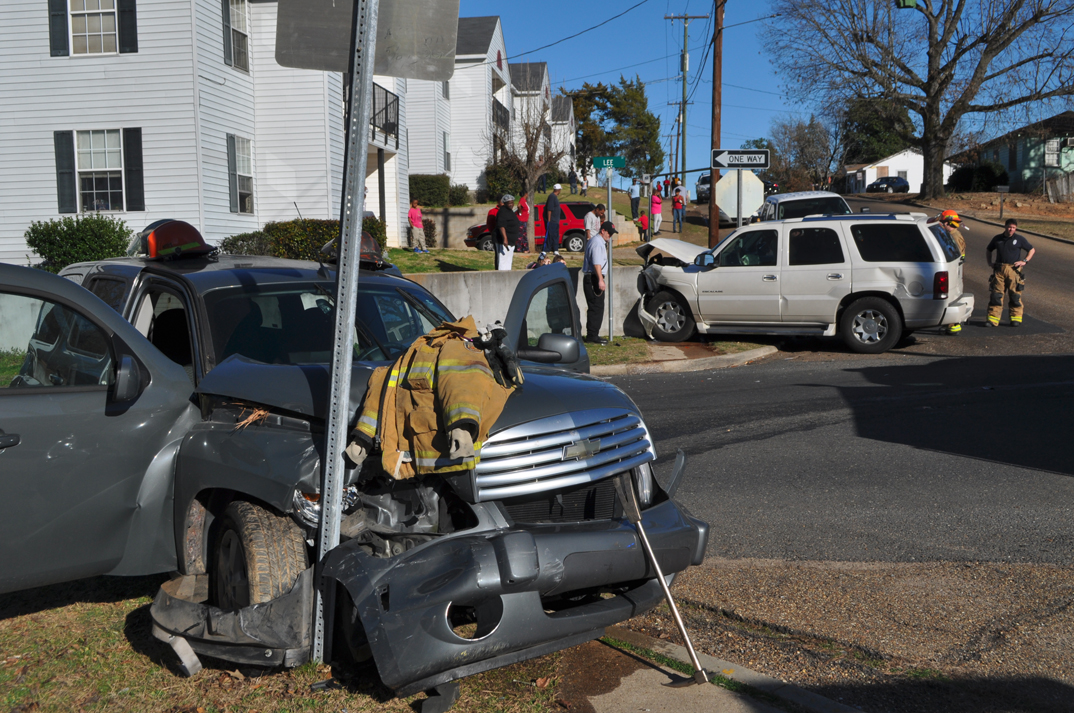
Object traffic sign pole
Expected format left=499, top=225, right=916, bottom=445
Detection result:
left=736, top=169, right=742, bottom=228
left=607, top=166, right=613, bottom=342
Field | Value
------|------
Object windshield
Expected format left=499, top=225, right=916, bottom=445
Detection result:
left=777, top=197, right=852, bottom=220
left=201, top=282, right=454, bottom=366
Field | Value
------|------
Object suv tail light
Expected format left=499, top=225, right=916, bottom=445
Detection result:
left=933, top=271, right=949, bottom=300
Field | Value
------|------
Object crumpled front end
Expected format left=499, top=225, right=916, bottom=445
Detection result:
left=324, top=494, right=707, bottom=696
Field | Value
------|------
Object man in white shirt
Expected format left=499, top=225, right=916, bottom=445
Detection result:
left=582, top=220, right=617, bottom=345
left=629, top=179, right=641, bottom=219
left=584, top=203, right=606, bottom=244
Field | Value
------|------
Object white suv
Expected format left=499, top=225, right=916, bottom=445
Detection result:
left=635, top=213, right=974, bottom=354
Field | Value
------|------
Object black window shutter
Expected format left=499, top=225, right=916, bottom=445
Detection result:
left=123, top=128, right=144, bottom=211
left=227, top=134, right=238, bottom=213
left=221, top=0, right=232, bottom=66
left=118, top=0, right=138, bottom=53
left=54, top=131, right=77, bottom=213
left=48, top=0, right=69, bottom=57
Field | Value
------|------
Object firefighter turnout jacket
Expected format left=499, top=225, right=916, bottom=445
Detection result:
left=353, top=316, right=515, bottom=480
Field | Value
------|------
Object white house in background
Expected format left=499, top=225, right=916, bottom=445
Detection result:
left=551, top=94, right=577, bottom=174
left=509, top=62, right=551, bottom=159
left=446, top=16, right=512, bottom=193
left=0, top=0, right=410, bottom=262
left=845, top=148, right=954, bottom=194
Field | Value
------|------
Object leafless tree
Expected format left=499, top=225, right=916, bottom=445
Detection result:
left=770, top=115, right=846, bottom=191
left=764, top=0, right=1074, bottom=198
left=488, top=93, right=570, bottom=241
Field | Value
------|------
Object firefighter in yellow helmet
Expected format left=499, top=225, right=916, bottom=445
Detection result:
left=934, top=210, right=966, bottom=335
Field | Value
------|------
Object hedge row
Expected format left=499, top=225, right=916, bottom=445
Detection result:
left=409, top=174, right=471, bottom=207
left=220, top=217, right=387, bottom=260
left=24, top=214, right=132, bottom=272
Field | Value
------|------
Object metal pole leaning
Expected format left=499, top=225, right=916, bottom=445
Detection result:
left=313, top=0, right=379, bottom=663
left=613, top=474, right=709, bottom=686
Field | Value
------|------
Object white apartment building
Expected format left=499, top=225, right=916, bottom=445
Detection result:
left=0, top=0, right=410, bottom=262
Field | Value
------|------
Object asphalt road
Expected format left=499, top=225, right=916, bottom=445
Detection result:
left=618, top=352, right=1074, bottom=564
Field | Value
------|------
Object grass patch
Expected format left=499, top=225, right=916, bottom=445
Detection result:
left=904, top=667, right=950, bottom=681
left=0, top=349, right=25, bottom=387
left=389, top=247, right=587, bottom=274
left=600, top=635, right=786, bottom=708
left=585, top=337, right=650, bottom=366
left=1015, top=219, right=1074, bottom=242
left=708, top=340, right=770, bottom=355
left=0, top=575, right=562, bottom=713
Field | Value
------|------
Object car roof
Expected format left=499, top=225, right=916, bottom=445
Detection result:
left=66, top=254, right=413, bottom=295
left=766, top=191, right=847, bottom=204
left=778, top=213, right=929, bottom=224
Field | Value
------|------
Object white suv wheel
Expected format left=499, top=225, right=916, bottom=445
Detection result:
left=840, top=297, right=902, bottom=354
left=851, top=309, right=888, bottom=343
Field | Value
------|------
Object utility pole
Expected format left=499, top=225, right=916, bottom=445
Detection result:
left=665, top=13, right=708, bottom=190
left=708, top=1, right=724, bottom=248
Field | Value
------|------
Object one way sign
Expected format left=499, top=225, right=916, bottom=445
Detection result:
left=712, top=149, right=770, bottom=170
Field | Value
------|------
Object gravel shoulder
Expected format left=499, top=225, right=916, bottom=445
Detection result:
left=626, top=559, right=1074, bottom=712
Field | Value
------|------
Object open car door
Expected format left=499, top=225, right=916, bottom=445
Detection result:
left=501, top=264, right=589, bottom=373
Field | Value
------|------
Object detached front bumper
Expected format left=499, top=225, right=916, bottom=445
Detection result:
left=325, top=497, right=707, bottom=696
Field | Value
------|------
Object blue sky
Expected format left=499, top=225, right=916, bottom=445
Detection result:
left=458, top=0, right=793, bottom=180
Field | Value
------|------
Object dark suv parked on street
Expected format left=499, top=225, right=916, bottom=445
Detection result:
left=0, top=248, right=707, bottom=698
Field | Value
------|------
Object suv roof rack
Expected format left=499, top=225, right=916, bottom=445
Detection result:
left=796, top=213, right=922, bottom=222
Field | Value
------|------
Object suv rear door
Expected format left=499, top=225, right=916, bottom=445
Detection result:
left=780, top=223, right=852, bottom=325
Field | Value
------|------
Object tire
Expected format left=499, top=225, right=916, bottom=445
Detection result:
left=212, top=500, right=309, bottom=610
left=477, top=236, right=494, bottom=252
left=564, top=232, right=586, bottom=253
left=649, top=290, right=696, bottom=342
left=886, top=186, right=894, bottom=193
left=840, top=297, right=902, bottom=354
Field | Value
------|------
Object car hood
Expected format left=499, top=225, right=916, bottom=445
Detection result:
left=195, top=357, right=637, bottom=430
left=636, top=238, right=708, bottom=264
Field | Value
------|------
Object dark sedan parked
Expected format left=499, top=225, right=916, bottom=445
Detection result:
left=866, top=176, right=910, bottom=193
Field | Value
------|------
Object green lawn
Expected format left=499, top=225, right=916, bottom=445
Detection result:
left=0, top=349, right=25, bottom=387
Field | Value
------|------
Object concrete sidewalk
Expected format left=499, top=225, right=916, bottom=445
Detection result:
left=589, top=661, right=784, bottom=713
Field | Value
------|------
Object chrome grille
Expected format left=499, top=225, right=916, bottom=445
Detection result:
left=474, top=408, right=655, bottom=502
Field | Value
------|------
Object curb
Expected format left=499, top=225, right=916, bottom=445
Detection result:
left=853, top=194, right=1074, bottom=246
left=604, top=626, right=863, bottom=713
left=590, top=345, right=778, bottom=376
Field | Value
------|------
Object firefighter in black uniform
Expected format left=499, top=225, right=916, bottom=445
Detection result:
left=985, top=218, right=1036, bottom=327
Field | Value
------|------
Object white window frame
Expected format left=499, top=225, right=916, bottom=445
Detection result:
left=229, top=0, right=250, bottom=72
left=69, top=0, right=119, bottom=56
left=75, top=128, right=125, bottom=213
left=235, top=135, right=254, bottom=214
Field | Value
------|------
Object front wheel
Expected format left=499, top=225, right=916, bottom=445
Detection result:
left=564, top=232, right=586, bottom=253
left=212, top=500, right=309, bottom=610
left=649, top=290, right=696, bottom=342
left=477, top=236, right=494, bottom=252
left=886, top=186, right=894, bottom=193
left=840, top=297, right=902, bottom=354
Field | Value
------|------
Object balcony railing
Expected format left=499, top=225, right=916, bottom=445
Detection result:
left=493, top=99, right=510, bottom=133
left=371, top=82, right=399, bottom=149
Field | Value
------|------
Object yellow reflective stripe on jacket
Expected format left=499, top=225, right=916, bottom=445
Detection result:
left=438, top=361, right=494, bottom=378
left=444, top=404, right=482, bottom=423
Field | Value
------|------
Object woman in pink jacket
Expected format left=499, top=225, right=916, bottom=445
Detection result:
left=650, top=191, right=663, bottom=235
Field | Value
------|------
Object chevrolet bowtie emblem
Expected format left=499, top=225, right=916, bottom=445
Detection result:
left=562, top=438, right=601, bottom=460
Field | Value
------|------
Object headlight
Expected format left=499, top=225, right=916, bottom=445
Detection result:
left=633, top=462, right=654, bottom=507
left=292, top=486, right=360, bottom=528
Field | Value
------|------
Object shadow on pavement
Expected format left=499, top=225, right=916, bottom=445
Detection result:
left=808, top=675, right=1074, bottom=713
left=836, top=354, right=1074, bottom=476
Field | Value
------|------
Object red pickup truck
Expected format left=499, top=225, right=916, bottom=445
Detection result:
left=465, top=201, right=595, bottom=253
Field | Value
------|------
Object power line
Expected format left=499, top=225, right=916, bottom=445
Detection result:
left=511, top=0, right=654, bottom=59
left=560, top=43, right=711, bottom=84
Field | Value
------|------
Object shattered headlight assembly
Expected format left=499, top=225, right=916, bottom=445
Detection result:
left=292, top=486, right=360, bottom=528
left=633, top=462, right=654, bottom=507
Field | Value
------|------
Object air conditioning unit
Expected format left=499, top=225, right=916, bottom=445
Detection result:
left=1066, top=137, right=1074, bottom=148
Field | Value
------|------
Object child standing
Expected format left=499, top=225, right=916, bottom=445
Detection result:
left=635, top=210, right=650, bottom=242
left=407, top=199, right=427, bottom=253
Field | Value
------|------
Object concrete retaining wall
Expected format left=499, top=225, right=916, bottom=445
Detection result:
left=0, top=294, right=42, bottom=352
left=406, top=265, right=645, bottom=339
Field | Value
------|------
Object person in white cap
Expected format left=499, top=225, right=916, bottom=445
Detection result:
left=542, top=184, right=563, bottom=258
left=495, top=194, right=520, bottom=270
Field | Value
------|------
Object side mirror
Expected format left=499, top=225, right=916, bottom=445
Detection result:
left=113, top=354, right=144, bottom=402
left=860, top=207, right=871, bottom=213
left=516, top=333, right=580, bottom=364
left=693, top=253, right=715, bottom=268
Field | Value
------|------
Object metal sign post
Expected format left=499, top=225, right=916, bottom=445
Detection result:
left=312, top=0, right=379, bottom=664
left=592, top=157, right=624, bottom=342
left=736, top=170, right=742, bottom=228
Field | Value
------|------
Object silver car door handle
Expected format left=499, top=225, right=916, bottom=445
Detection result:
left=827, top=273, right=844, bottom=280
left=762, top=275, right=777, bottom=281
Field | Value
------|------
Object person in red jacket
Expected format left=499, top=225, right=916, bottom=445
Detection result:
left=672, top=190, right=685, bottom=233
left=635, top=210, right=650, bottom=242
left=516, top=192, right=530, bottom=253
left=486, top=196, right=502, bottom=243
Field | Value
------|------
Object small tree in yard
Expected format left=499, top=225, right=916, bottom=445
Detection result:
left=764, top=0, right=1074, bottom=199
left=488, top=92, right=570, bottom=243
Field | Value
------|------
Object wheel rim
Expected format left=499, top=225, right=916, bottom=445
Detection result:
left=887, top=186, right=893, bottom=193
left=215, top=529, right=250, bottom=610
left=568, top=235, right=584, bottom=252
left=479, top=239, right=493, bottom=251
left=655, top=300, right=686, bottom=334
left=851, top=309, right=888, bottom=343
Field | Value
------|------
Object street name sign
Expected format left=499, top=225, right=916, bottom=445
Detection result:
left=594, top=156, right=625, bottom=169
left=712, top=149, right=770, bottom=170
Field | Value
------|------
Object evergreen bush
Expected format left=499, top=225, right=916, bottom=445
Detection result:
left=483, top=164, right=521, bottom=203
left=448, top=183, right=471, bottom=206
left=421, top=218, right=438, bottom=249
left=24, top=214, right=132, bottom=272
left=409, top=174, right=451, bottom=206
left=946, top=161, right=1010, bottom=192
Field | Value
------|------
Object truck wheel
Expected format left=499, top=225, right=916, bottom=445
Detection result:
left=650, top=291, right=696, bottom=342
left=840, top=297, right=901, bottom=354
left=477, top=236, right=494, bottom=252
left=212, top=500, right=309, bottom=610
left=564, top=232, right=586, bottom=253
